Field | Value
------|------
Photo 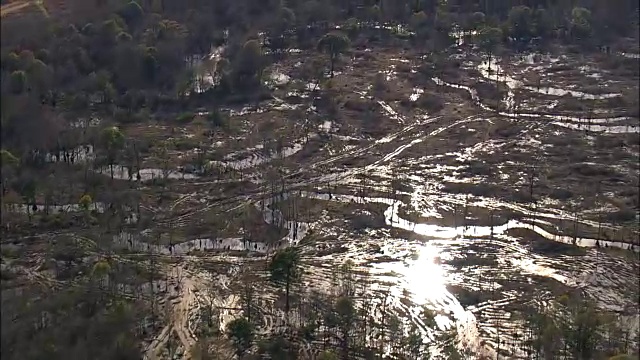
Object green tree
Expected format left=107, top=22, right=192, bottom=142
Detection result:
left=565, top=299, right=603, bottom=359
left=317, top=31, right=350, bottom=78
left=507, top=5, right=533, bottom=44
left=18, top=178, right=37, bottom=222
left=101, top=126, right=125, bottom=180
left=18, top=50, right=35, bottom=70
left=230, top=39, right=266, bottom=91
left=477, top=26, right=502, bottom=64
left=334, top=296, right=356, bottom=359
left=468, top=11, right=485, bottom=31
left=410, top=11, right=429, bottom=39
left=9, top=71, right=27, bottom=94
left=79, top=194, right=93, bottom=211
left=27, top=59, right=53, bottom=94
left=268, top=247, right=302, bottom=315
left=2, top=52, right=20, bottom=72
left=118, top=1, right=144, bottom=28
left=570, top=7, right=592, bottom=41
left=0, top=149, right=19, bottom=223
left=226, top=318, right=254, bottom=357
left=532, top=8, right=552, bottom=40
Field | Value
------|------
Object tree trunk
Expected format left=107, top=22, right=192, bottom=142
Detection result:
left=330, top=53, right=335, bottom=78
left=285, top=271, right=290, bottom=315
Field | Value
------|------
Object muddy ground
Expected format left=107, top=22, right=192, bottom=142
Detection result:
left=2, top=34, right=639, bottom=359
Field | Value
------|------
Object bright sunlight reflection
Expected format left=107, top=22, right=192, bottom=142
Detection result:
left=404, top=244, right=448, bottom=304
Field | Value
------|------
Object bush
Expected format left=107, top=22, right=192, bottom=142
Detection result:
left=569, top=163, right=619, bottom=177
left=114, top=108, right=146, bottom=124
left=415, top=92, right=444, bottom=112
left=344, top=98, right=375, bottom=112
left=206, top=109, right=228, bottom=128
left=172, top=138, right=198, bottom=151
left=176, top=112, right=194, bottom=123
left=606, top=208, right=636, bottom=223
left=550, top=188, right=573, bottom=200
left=395, top=62, right=412, bottom=73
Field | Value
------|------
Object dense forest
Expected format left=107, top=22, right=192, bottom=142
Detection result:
left=1, top=0, right=639, bottom=359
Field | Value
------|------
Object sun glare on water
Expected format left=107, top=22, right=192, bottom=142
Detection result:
left=404, top=244, right=448, bottom=304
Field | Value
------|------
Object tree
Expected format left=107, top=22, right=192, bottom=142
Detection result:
left=334, top=296, right=356, bottom=359
left=17, top=177, right=37, bottom=222
left=226, top=318, right=254, bottom=357
left=18, top=50, right=35, bottom=69
left=9, top=71, right=27, bottom=94
left=409, top=11, right=429, bottom=40
left=507, top=5, right=533, bottom=45
left=266, top=6, right=296, bottom=53
left=229, top=39, right=266, bottom=91
left=317, top=31, right=350, bottom=78
left=28, top=59, right=54, bottom=95
left=101, top=126, right=125, bottom=180
left=268, top=247, right=302, bottom=315
left=79, top=194, right=93, bottom=211
left=570, top=7, right=592, bottom=42
left=477, top=26, right=502, bottom=64
left=532, top=8, right=552, bottom=40
left=118, top=1, right=144, bottom=29
left=565, top=298, right=603, bottom=359
left=0, top=149, right=19, bottom=224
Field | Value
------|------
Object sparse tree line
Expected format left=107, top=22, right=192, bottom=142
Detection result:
left=193, top=248, right=639, bottom=359
left=2, top=0, right=638, bottom=154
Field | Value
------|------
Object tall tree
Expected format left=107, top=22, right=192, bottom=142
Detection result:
left=317, top=31, right=350, bottom=78
left=101, top=126, right=125, bottom=180
left=226, top=317, right=254, bottom=357
left=268, top=247, right=302, bottom=315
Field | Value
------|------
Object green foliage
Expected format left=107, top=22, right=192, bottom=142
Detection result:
left=92, top=260, right=112, bottom=278
left=469, top=11, right=485, bottom=29
left=118, top=1, right=144, bottom=27
left=101, top=126, right=125, bottom=150
left=507, top=5, right=533, bottom=43
left=206, top=109, right=228, bottom=128
left=9, top=71, right=26, bottom=94
left=79, top=194, right=93, bottom=211
left=410, top=11, right=429, bottom=36
left=318, top=350, right=339, bottom=360
left=18, top=50, right=35, bottom=69
left=570, top=7, right=592, bottom=40
left=317, top=31, right=350, bottom=78
left=226, top=317, right=254, bottom=356
left=2, top=52, right=20, bottom=72
left=268, top=247, right=302, bottom=313
left=477, top=26, right=503, bottom=56
left=176, top=112, right=195, bottom=123
left=228, top=39, right=266, bottom=91
left=257, top=335, right=297, bottom=359
left=268, top=247, right=302, bottom=285
left=609, top=355, right=637, bottom=360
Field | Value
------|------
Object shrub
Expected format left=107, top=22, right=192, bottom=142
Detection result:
left=415, top=92, right=444, bottom=112
left=550, top=188, right=573, bottom=200
left=606, top=208, right=636, bottom=223
left=206, top=109, right=228, bottom=128
left=177, top=112, right=194, bottom=123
